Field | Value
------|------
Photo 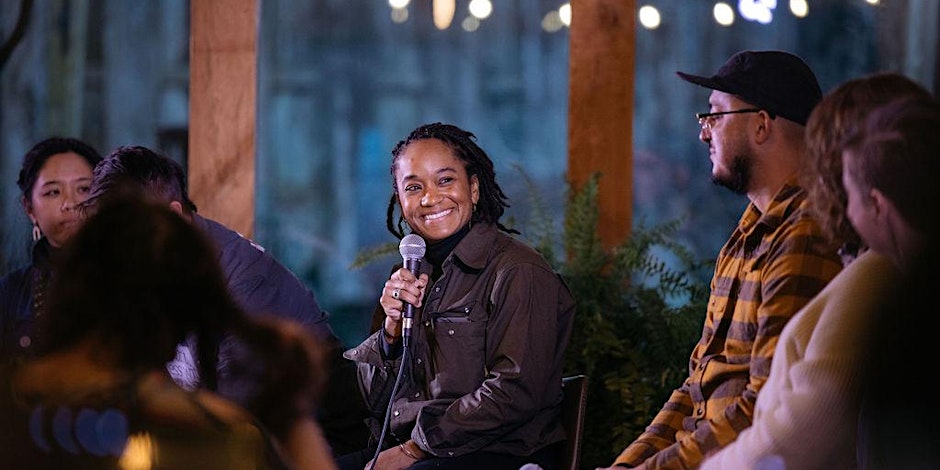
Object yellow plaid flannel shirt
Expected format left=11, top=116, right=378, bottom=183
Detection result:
left=614, top=183, right=843, bottom=469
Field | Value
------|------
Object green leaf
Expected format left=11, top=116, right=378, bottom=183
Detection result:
left=349, top=241, right=398, bottom=269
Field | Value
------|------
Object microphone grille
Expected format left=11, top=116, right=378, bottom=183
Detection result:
left=399, top=233, right=426, bottom=260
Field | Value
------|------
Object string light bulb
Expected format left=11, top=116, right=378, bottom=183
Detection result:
left=714, top=2, right=735, bottom=26
left=468, top=0, right=492, bottom=20
left=638, top=5, right=661, bottom=30
left=433, top=0, right=456, bottom=30
left=559, top=3, right=571, bottom=27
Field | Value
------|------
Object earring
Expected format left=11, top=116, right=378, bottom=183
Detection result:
left=32, top=224, right=42, bottom=242
left=398, top=214, right=411, bottom=234
left=472, top=203, right=477, bottom=213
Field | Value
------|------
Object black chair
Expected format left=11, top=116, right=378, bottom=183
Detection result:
left=560, top=374, right=588, bottom=470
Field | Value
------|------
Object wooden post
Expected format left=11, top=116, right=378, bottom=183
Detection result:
left=568, top=0, right=634, bottom=248
left=189, top=0, right=257, bottom=237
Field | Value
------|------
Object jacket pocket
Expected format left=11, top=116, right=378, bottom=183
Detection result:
left=429, top=301, right=487, bottom=396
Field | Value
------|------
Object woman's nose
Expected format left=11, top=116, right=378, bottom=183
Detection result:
left=421, top=188, right=440, bottom=206
left=61, top=192, right=79, bottom=211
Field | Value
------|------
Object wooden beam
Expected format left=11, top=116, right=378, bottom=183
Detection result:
left=189, top=0, right=257, bottom=237
left=568, top=0, right=634, bottom=248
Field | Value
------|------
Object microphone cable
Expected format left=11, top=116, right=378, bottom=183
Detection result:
left=369, top=234, right=425, bottom=469
left=367, top=334, right=412, bottom=470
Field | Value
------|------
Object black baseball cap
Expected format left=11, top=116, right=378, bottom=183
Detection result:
left=676, top=50, right=822, bottom=126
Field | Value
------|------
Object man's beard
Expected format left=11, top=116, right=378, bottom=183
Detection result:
left=712, top=152, right=751, bottom=195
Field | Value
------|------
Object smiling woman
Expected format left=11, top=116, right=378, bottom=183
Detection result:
left=337, top=122, right=576, bottom=470
left=393, top=138, right=480, bottom=243
left=0, top=137, right=102, bottom=363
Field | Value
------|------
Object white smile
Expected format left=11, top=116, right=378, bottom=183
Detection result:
left=423, top=208, right=453, bottom=221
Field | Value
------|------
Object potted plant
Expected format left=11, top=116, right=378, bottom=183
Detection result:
left=524, top=173, right=709, bottom=468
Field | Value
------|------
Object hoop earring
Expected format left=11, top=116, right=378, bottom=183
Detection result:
left=32, top=224, right=42, bottom=242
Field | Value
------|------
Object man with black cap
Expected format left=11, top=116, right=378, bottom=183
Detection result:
left=597, top=50, right=843, bottom=470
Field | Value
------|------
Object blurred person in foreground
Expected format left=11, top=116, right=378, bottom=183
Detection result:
left=80, top=145, right=369, bottom=455
left=699, top=72, right=932, bottom=470
left=337, top=122, right=576, bottom=470
left=842, top=96, right=940, bottom=469
left=0, top=137, right=102, bottom=363
left=599, top=50, right=843, bottom=470
left=0, top=195, right=336, bottom=470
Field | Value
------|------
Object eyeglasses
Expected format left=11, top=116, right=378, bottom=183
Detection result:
left=696, top=108, right=764, bottom=130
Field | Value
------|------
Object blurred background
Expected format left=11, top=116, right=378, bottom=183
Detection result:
left=1, top=0, right=937, bottom=347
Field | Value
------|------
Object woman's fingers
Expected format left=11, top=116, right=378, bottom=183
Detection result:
left=384, top=272, right=428, bottom=309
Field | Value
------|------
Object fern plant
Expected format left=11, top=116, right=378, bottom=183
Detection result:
left=521, top=173, right=710, bottom=469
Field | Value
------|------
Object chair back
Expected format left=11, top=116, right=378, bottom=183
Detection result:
left=559, top=374, right=588, bottom=470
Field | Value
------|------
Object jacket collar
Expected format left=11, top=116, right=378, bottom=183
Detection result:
left=448, top=223, right=500, bottom=271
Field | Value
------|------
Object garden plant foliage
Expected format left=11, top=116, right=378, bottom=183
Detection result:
left=521, top=173, right=710, bottom=469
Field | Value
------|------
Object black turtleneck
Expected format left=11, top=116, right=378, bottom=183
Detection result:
left=422, top=223, right=471, bottom=279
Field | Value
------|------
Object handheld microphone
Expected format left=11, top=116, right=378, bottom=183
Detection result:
left=398, top=234, right=426, bottom=344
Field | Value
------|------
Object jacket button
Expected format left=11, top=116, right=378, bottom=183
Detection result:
left=448, top=329, right=455, bottom=336
left=394, top=410, right=400, bottom=417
